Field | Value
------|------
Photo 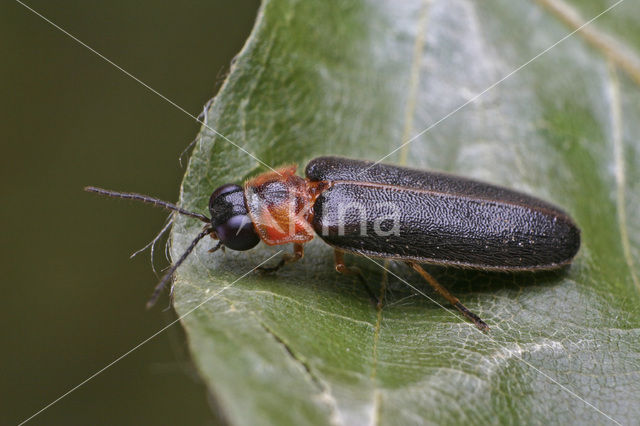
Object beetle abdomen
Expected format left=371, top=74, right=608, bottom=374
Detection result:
left=311, top=181, right=580, bottom=271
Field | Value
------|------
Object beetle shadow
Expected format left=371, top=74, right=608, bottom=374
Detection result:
left=222, top=243, right=571, bottom=317
left=355, top=259, right=571, bottom=309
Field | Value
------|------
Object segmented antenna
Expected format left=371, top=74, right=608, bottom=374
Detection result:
left=86, top=185, right=221, bottom=307
left=84, top=186, right=210, bottom=223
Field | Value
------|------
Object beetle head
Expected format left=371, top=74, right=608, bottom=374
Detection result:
left=208, top=184, right=260, bottom=251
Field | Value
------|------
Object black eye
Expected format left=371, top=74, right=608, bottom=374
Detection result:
left=215, top=214, right=260, bottom=251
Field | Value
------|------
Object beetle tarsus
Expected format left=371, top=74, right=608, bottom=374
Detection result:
left=258, top=243, right=304, bottom=273
left=408, top=262, right=488, bottom=331
left=257, top=258, right=286, bottom=273
left=454, top=302, right=489, bottom=332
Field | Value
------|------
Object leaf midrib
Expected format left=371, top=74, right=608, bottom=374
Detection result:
left=607, top=61, right=640, bottom=292
left=370, top=0, right=432, bottom=423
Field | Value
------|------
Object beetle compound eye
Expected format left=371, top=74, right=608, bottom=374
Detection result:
left=215, top=214, right=260, bottom=251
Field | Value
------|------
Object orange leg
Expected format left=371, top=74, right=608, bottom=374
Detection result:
left=334, top=250, right=380, bottom=307
left=259, top=243, right=304, bottom=272
left=408, top=262, right=489, bottom=331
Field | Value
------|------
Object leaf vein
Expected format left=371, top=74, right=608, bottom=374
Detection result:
left=398, top=0, right=432, bottom=165
left=607, top=61, right=640, bottom=293
left=536, top=0, right=640, bottom=86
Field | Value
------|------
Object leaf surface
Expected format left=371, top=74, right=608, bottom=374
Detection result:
left=172, top=0, right=640, bottom=424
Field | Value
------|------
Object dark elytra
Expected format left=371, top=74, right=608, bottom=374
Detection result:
left=307, top=156, right=580, bottom=271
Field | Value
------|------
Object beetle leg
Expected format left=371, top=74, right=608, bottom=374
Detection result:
left=334, top=250, right=381, bottom=308
left=407, top=262, right=489, bottom=331
left=258, top=243, right=304, bottom=272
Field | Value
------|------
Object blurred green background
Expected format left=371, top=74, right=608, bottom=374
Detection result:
left=1, top=1, right=259, bottom=424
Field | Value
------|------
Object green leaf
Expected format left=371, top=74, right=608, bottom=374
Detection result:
left=172, top=0, right=640, bottom=424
